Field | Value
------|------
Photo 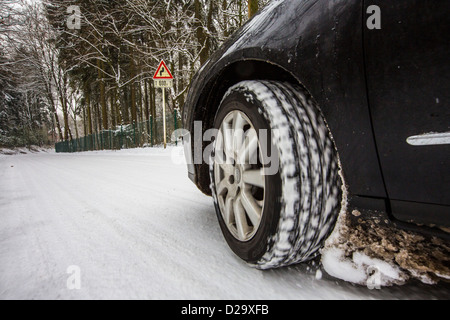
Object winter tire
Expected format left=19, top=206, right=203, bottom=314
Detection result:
left=210, top=80, right=342, bottom=269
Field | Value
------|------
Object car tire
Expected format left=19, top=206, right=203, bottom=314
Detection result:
left=210, top=80, right=343, bottom=269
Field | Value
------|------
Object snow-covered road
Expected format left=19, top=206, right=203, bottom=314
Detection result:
left=0, top=148, right=448, bottom=299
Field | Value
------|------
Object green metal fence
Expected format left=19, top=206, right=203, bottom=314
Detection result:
left=55, top=111, right=180, bottom=153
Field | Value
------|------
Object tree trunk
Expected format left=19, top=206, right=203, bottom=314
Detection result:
left=73, top=115, right=79, bottom=140
left=83, top=103, right=87, bottom=137
left=248, top=0, right=259, bottom=18
left=48, top=92, right=63, bottom=141
left=195, top=0, right=208, bottom=65
left=115, top=87, right=122, bottom=125
left=222, top=0, right=229, bottom=37
left=122, top=85, right=130, bottom=124
left=97, top=59, right=108, bottom=130
left=129, top=48, right=137, bottom=125
left=238, top=0, right=243, bottom=26
left=110, top=89, right=116, bottom=129
left=85, top=88, right=93, bottom=136
left=60, top=77, right=72, bottom=141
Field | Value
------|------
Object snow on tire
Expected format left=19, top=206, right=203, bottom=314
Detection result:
left=210, top=80, right=342, bottom=269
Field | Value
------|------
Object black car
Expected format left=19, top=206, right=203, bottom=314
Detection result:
left=182, top=0, right=449, bottom=269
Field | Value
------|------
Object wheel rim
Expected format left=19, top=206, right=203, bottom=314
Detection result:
left=214, top=110, right=266, bottom=242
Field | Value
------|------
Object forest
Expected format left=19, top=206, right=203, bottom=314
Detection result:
left=0, top=0, right=269, bottom=148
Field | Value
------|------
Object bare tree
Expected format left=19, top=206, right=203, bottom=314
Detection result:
left=1, top=0, right=274, bottom=147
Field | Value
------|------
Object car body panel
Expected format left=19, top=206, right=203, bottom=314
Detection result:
left=183, top=0, right=450, bottom=229
left=184, top=0, right=386, bottom=197
left=364, top=0, right=450, bottom=226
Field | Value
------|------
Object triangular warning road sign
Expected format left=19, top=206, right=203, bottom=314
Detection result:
left=153, top=60, right=174, bottom=79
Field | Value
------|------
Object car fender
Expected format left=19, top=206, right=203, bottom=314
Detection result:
left=183, top=0, right=387, bottom=199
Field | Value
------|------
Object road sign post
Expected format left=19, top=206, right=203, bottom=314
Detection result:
left=153, top=60, right=174, bottom=149
left=162, top=87, right=166, bottom=148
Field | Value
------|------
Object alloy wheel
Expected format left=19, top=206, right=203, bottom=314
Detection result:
left=214, top=110, right=266, bottom=242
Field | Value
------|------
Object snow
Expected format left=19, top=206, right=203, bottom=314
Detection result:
left=315, top=269, right=322, bottom=281
left=321, top=248, right=403, bottom=287
left=0, top=148, right=449, bottom=299
left=320, top=187, right=406, bottom=288
left=322, top=248, right=367, bottom=284
left=0, top=146, right=54, bottom=159
left=321, top=200, right=450, bottom=287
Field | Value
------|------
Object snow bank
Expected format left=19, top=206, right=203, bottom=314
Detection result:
left=321, top=206, right=450, bottom=287
left=321, top=247, right=405, bottom=287
left=320, top=201, right=407, bottom=287
left=0, top=146, right=54, bottom=159
left=318, top=169, right=446, bottom=287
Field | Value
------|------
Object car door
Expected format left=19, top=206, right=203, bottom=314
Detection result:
left=364, top=0, right=450, bottom=227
